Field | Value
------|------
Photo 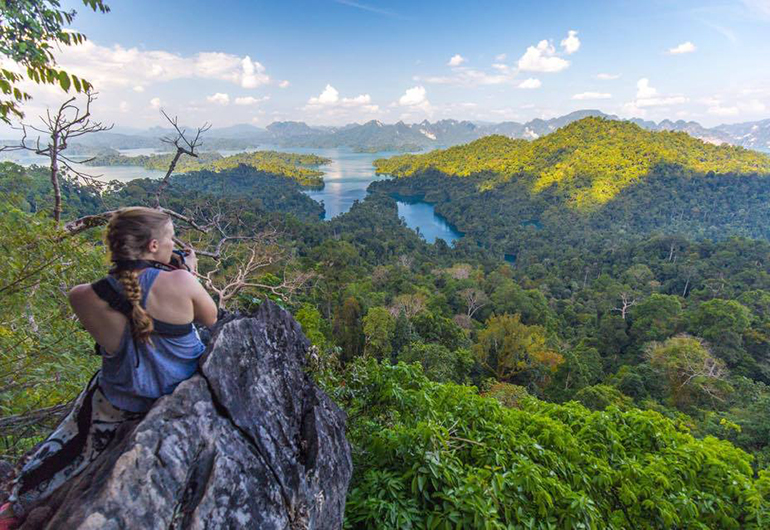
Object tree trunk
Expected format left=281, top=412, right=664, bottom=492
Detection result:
left=155, top=148, right=183, bottom=207
left=50, top=143, right=62, bottom=224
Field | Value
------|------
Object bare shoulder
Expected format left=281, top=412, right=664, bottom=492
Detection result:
left=157, top=269, right=199, bottom=292
left=68, top=283, right=99, bottom=308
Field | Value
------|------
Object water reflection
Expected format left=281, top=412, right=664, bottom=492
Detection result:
left=261, top=146, right=395, bottom=220
left=0, top=150, right=167, bottom=182
left=396, top=201, right=461, bottom=244
left=4, top=144, right=463, bottom=244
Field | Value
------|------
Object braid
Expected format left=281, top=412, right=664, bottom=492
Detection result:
left=117, top=270, right=154, bottom=344
left=106, top=207, right=171, bottom=345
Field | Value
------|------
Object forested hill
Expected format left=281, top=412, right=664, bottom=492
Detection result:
left=85, top=150, right=331, bottom=189
left=374, top=117, right=770, bottom=208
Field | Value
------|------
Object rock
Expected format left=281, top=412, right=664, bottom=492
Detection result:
left=20, top=301, right=352, bottom=529
left=0, top=460, right=12, bottom=485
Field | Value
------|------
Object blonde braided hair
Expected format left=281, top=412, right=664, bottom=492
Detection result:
left=106, top=207, right=171, bottom=344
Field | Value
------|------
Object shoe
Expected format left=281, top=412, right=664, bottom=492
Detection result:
left=0, top=503, right=19, bottom=530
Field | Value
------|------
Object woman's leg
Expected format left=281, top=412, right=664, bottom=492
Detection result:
left=6, top=372, right=143, bottom=519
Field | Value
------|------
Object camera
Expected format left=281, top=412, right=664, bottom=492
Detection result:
left=170, top=248, right=190, bottom=271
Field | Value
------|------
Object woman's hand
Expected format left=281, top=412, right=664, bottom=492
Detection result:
left=185, top=247, right=198, bottom=275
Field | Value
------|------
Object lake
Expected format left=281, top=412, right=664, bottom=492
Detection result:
left=258, top=146, right=462, bottom=245
left=1, top=149, right=167, bottom=182
left=5, top=146, right=462, bottom=244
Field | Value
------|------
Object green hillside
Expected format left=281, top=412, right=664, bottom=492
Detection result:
left=86, top=150, right=331, bottom=188
left=374, top=117, right=770, bottom=208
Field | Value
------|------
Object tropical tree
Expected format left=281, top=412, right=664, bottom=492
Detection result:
left=0, top=0, right=110, bottom=122
left=647, top=334, right=730, bottom=410
left=473, top=313, right=563, bottom=389
left=363, top=306, right=396, bottom=360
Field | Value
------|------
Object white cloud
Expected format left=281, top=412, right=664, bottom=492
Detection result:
left=418, top=68, right=514, bottom=86
left=708, top=105, right=739, bottom=116
left=304, top=85, right=377, bottom=113
left=667, top=41, right=697, bottom=55
left=518, top=78, right=542, bottom=89
left=636, top=78, right=657, bottom=99
left=495, top=53, right=507, bottom=61
left=572, top=92, right=612, bottom=100
left=517, top=39, right=570, bottom=72
left=149, top=97, right=162, bottom=109
left=206, top=92, right=230, bottom=105
left=740, top=99, right=767, bottom=112
left=119, top=101, right=129, bottom=113
left=235, top=96, right=270, bottom=106
left=308, top=84, right=340, bottom=105
left=133, top=85, right=145, bottom=93
left=399, top=86, right=428, bottom=106
left=49, top=41, right=273, bottom=90
left=491, top=63, right=509, bottom=72
left=631, top=78, right=688, bottom=107
left=704, top=96, right=766, bottom=116
left=448, top=54, right=466, bottom=67
left=596, top=73, right=621, bottom=80
left=341, top=94, right=372, bottom=106
left=278, top=80, right=290, bottom=88
left=561, top=30, right=580, bottom=54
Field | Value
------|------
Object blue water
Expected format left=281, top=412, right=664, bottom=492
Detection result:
left=396, top=201, right=462, bottom=245
left=6, top=144, right=462, bottom=244
left=259, top=145, right=463, bottom=244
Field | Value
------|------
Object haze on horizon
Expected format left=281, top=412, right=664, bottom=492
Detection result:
left=2, top=0, right=770, bottom=134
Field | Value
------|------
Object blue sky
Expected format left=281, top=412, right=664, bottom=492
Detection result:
left=8, top=0, right=770, bottom=129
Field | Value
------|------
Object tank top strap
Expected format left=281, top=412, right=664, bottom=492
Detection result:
left=103, top=268, right=161, bottom=309
left=138, top=268, right=161, bottom=308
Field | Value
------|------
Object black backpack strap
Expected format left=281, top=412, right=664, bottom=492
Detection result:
left=91, top=277, right=195, bottom=342
left=91, top=278, right=133, bottom=317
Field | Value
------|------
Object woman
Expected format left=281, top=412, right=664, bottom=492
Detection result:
left=0, top=207, right=218, bottom=528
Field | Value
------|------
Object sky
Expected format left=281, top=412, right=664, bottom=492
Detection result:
left=4, top=0, right=770, bottom=131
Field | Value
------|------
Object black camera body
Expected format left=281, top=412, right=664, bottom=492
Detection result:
left=170, top=249, right=190, bottom=271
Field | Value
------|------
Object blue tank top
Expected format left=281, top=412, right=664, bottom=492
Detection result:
left=98, top=268, right=206, bottom=413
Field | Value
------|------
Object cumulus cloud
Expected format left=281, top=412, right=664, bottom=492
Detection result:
left=448, top=54, right=466, bottom=67
left=235, top=96, right=270, bottom=105
left=308, top=84, right=340, bottom=105
left=667, top=41, right=697, bottom=55
left=517, top=39, right=570, bottom=72
left=207, top=92, right=230, bottom=105
left=278, top=80, right=290, bottom=88
left=561, top=30, right=580, bottom=54
left=305, top=85, right=378, bottom=113
left=625, top=78, right=687, bottom=112
left=572, top=92, right=612, bottom=100
left=149, top=97, right=162, bottom=109
left=49, top=41, right=273, bottom=90
left=596, top=73, right=620, bottom=80
left=518, top=78, right=542, bottom=89
left=398, top=86, right=428, bottom=106
left=634, top=78, right=687, bottom=106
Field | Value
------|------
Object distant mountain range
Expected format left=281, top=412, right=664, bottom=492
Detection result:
left=3, top=110, right=769, bottom=154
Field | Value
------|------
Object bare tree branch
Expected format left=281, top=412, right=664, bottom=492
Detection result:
left=1, top=92, right=113, bottom=223
left=154, top=110, right=211, bottom=207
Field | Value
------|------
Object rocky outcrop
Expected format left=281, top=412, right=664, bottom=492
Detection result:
left=20, top=301, right=352, bottom=529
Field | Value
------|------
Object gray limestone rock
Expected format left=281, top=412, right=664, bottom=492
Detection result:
left=19, top=301, right=352, bottom=530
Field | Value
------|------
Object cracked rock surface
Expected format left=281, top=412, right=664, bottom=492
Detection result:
left=20, top=301, right=352, bottom=530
